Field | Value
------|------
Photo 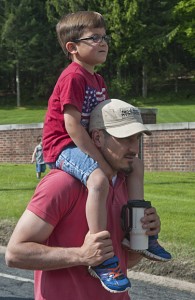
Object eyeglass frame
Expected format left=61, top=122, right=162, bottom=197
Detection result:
left=72, top=34, right=111, bottom=44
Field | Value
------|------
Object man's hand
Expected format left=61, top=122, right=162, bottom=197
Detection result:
left=141, top=207, right=161, bottom=236
left=80, top=231, right=114, bottom=266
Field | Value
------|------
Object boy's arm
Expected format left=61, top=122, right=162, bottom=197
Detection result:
left=31, top=147, right=37, bottom=163
left=64, top=105, right=113, bottom=179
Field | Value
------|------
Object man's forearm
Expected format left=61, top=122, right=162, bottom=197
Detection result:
left=5, top=230, right=114, bottom=271
left=5, top=243, right=84, bottom=271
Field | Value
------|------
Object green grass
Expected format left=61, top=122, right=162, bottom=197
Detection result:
left=1, top=103, right=194, bottom=124
left=144, top=172, right=195, bottom=259
left=148, top=104, right=195, bottom=123
left=0, top=164, right=49, bottom=219
left=0, top=106, right=47, bottom=125
left=0, top=91, right=195, bottom=124
left=0, top=164, right=194, bottom=262
left=133, top=91, right=195, bottom=123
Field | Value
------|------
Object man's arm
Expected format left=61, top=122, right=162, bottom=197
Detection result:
left=142, top=206, right=161, bottom=237
left=5, top=210, right=114, bottom=271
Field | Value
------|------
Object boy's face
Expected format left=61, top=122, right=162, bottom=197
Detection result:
left=67, top=27, right=109, bottom=73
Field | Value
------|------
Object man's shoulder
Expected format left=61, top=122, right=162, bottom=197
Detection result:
left=32, top=170, right=84, bottom=207
left=41, top=170, right=82, bottom=191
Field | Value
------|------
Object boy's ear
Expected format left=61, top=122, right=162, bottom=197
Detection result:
left=66, top=42, right=78, bottom=55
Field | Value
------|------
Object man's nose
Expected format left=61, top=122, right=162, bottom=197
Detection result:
left=129, top=139, right=140, bottom=154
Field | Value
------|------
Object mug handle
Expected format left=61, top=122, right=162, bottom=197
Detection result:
left=121, top=204, right=132, bottom=234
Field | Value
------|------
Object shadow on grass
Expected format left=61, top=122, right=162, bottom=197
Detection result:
left=0, top=188, right=36, bottom=191
left=146, top=180, right=195, bottom=185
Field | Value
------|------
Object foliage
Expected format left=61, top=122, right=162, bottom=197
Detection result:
left=173, top=0, right=195, bottom=56
left=0, top=0, right=195, bottom=105
left=0, top=0, right=64, bottom=100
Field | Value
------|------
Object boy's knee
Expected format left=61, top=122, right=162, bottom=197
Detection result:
left=87, top=169, right=109, bottom=192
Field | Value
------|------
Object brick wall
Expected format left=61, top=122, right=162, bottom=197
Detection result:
left=143, top=123, right=195, bottom=172
left=0, top=124, right=43, bottom=163
left=0, top=116, right=195, bottom=172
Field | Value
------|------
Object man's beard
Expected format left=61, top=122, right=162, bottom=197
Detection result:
left=120, top=163, right=134, bottom=175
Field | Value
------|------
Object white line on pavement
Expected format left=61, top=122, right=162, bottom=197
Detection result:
left=0, top=272, right=34, bottom=283
left=128, top=270, right=195, bottom=294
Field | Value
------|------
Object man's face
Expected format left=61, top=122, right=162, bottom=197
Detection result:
left=98, top=131, right=141, bottom=174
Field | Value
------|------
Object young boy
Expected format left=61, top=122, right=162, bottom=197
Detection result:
left=43, top=11, right=171, bottom=293
left=31, top=136, right=46, bottom=179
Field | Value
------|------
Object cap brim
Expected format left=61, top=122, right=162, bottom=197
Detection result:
left=105, top=122, right=152, bottom=138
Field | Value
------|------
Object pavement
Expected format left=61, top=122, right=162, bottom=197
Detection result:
left=1, top=245, right=195, bottom=300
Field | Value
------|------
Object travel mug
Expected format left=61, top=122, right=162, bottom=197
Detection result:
left=121, top=200, right=151, bottom=250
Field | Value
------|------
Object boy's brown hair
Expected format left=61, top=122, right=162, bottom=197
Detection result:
left=56, top=11, right=106, bottom=58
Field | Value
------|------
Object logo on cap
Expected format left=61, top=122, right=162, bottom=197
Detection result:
left=121, top=108, right=140, bottom=118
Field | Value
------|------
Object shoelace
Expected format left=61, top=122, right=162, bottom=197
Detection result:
left=108, top=264, right=123, bottom=279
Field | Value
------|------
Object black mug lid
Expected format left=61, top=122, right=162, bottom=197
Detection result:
left=127, top=200, right=151, bottom=208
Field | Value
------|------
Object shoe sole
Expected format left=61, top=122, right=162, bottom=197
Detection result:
left=122, top=239, right=171, bottom=262
left=88, top=267, right=131, bottom=293
left=135, top=250, right=172, bottom=262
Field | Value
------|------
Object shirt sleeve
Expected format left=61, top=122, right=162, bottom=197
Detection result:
left=27, top=170, right=82, bottom=227
left=58, top=73, right=86, bottom=113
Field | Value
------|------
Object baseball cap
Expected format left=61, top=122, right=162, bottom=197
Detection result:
left=89, top=99, right=151, bottom=138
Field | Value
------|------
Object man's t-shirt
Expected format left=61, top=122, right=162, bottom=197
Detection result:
left=43, top=62, right=108, bottom=163
left=27, top=170, right=130, bottom=300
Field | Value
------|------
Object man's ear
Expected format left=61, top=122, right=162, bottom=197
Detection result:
left=91, top=129, right=102, bottom=147
left=66, top=42, right=78, bottom=55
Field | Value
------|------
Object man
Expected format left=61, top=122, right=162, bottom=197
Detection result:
left=5, top=99, right=160, bottom=300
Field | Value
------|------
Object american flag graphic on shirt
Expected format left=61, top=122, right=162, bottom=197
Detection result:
left=81, top=86, right=107, bottom=129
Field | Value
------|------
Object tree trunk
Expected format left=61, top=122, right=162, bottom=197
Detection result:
left=142, top=64, right=147, bottom=98
left=174, top=76, right=178, bottom=93
left=16, top=60, right=21, bottom=107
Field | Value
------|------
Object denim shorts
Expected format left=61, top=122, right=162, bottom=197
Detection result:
left=36, top=163, right=46, bottom=173
left=56, top=145, right=99, bottom=186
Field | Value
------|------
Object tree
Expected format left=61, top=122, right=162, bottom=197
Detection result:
left=0, top=0, right=194, bottom=103
left=1, top=0, right=60, bottom=105
left=173, top=0, right=195, bottom=57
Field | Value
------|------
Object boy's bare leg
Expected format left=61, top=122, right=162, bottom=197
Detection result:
left=86, top=168, right=109, bottom=233
left=86, top=169, right=131, bottom=292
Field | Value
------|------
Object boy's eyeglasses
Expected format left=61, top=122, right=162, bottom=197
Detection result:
left=73, top=34, right=111, bottom=44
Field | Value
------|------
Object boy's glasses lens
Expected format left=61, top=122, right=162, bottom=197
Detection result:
left=93, top=35, right=110, bottom=43
left=73, top=34, right=111, bottom=44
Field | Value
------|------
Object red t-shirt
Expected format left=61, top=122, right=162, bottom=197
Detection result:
left=42, top=62, right=108, bottom=163
left=27, top=170, right=130, bottom=300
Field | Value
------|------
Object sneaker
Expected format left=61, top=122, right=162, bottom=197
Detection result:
left=88, top=255, right=131, bottom=293
left=122, top=236, right=172, bottom=262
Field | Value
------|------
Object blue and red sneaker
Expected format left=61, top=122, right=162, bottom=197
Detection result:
left=89, top=255, right=131, bottom=293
